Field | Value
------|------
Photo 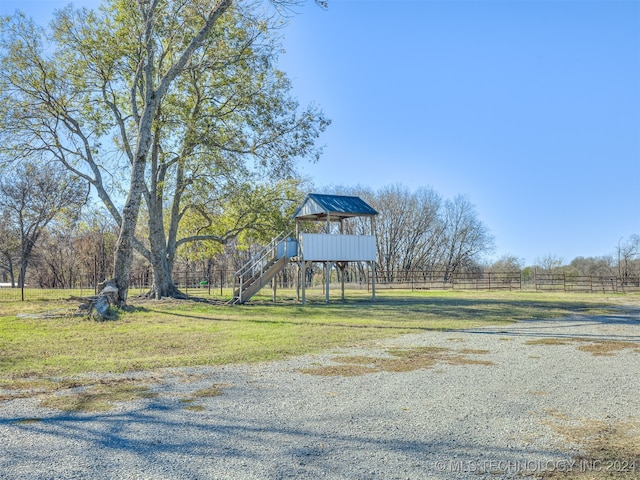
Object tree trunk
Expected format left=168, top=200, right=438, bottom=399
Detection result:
left=0, top=252, right=15, bottom=287
left=146, top=227, right=183, bottom=299
left=18, top=241, right=33, bottom=288
left=148, top=260, right=184, bottom=299
left=18, top=263, right=26, bottom=289
left=112, top=159, right=147, bottom=305
left=112, top=70, right=159, bottom=305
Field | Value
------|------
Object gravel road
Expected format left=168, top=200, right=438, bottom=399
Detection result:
left=1, top=306, right=639, bottom=479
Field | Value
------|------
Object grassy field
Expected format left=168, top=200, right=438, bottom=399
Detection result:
left=0, top=289, right=634, bottom=384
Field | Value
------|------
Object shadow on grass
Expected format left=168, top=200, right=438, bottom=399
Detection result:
left=137, top=294, right=625, bottom=330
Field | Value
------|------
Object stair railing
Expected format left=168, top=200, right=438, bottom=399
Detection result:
left=233, top=231, right=293, bottom=303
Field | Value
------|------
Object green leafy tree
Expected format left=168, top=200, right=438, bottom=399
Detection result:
left=0, top=0, right=329, bottom=302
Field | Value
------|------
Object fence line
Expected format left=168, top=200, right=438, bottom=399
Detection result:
left=1, top=268, right=639, bottom=302
left=371, top=270, right=640, bottom=293
left=371, top=271, right=523, bottom=291
left=531, top=272, right=640, bottom=293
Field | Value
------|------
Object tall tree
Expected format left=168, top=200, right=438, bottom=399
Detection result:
left=535, top=254, right=564, bottom=272
left=488, top=254, right=524, bottom=272
left=439, top=195, right=494, bottom=281
left=0, top=210, right=19, bottom=286
left=617, top=234, right=640, bottom=282
left=0, top=0, right=328, bottom=303
left=0, top=162, right=86, bottom=287
left=329, top=185, right=491, bottom=281
left=370, top=184, right=443, bottom=281
left=568, top=256, right=614, bottom=277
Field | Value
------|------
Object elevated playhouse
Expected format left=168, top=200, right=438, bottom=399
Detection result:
left=231, top=193, right=378, bottom=304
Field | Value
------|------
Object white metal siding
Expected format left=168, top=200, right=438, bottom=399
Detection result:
left=300, top=234, right=376, bottom=261
left=295, top=199, right=325, bottom=218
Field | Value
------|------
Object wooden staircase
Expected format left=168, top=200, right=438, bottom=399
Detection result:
left=230, top=232, right=293, bottom=304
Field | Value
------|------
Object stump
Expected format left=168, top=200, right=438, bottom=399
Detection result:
left=69, top=279, right=119, bottom=320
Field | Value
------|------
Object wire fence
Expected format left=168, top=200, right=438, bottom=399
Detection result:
left=371, top=270, right=640, bottom=293
left=530, top=273, right=640, bottom=293
left=373, top=271, right=523, bottom=291
left=1, top=268, right=638, bottom=303
left=0, top=269, right=237, bottom=303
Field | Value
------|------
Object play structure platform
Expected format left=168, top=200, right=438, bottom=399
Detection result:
left=231, top=193, right=378, bottom=304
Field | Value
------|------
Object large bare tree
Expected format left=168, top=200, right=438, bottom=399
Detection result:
left=329, top=185, right=493, bottom=281
left=440, top=195, right=494, bottom=281
left=0, top=162, right=86, bottom=287
left=618, top=234, right=640, bottom=282
left=370, top=185, right=444, bottom=282
left=0, top=211, right=19, bottom=286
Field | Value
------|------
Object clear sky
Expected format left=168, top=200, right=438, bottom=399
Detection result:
left=2, top=0, right=639, bottom=266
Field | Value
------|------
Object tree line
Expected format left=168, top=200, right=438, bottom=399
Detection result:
left=326, top=185, right=494, bottom=283
left=0, top=1, right=637, bottom=298
left=1, top=161, right=637, bottom=291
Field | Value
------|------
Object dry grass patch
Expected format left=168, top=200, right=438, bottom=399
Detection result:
left=38, top=378, right=157, bottom=412
left=182, top=404, right=206, bottom=412
left=189, top=384, right=225, bottom=398
left=526, top=338, right=576, bottom=346
left=526, top=338, right=640, bottom=356
left=576, top=341, right=640, bottom=357
left=539, top=415, right=640, bottom=479
left=0, top=377, right=103, bottom=402
left=530, top=390, right=550, bottom=396
left=179, top=383, right=226, bottom=411
left=544, top=408, right=570, bottom=421
left=300, top=364, right=380, bottom=377
left=12, top=417, right=43, bottom=424
left=458, top=348, right=490, bottom=355
left=300, top=346, right=495, bottom=377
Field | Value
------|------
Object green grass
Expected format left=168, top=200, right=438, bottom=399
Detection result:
left=0, top=289, right=635, bottom=386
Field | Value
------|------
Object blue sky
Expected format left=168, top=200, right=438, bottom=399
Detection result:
left=2, top=0, right=639, bottom=266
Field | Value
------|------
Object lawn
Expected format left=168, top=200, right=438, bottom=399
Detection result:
left=0, top=289, right=632, bottom=384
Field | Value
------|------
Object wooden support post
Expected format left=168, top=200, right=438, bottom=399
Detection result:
left=371, top=261, right=376, bottom=301
left=272, top=274, right=277, bottom=303
left=338, top=262, right=346, bottom=301
left=325, top=261, right=331, bottom=304
left=301, top=261, right=307, bottom=305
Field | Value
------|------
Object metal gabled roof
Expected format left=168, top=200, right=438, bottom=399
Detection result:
left=293, top=193, right=378, bottom=221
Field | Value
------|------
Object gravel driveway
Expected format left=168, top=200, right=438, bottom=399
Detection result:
left=1, top=306, right=639, bottom=479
